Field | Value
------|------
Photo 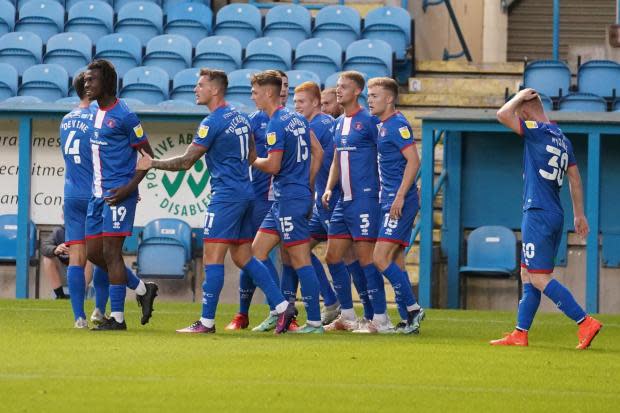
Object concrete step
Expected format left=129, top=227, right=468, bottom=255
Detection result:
left=416, top=60, right=524, bottom=77
left=398, top=93, right=506, bottom=108
left=408, top=76, right=520, bottom=97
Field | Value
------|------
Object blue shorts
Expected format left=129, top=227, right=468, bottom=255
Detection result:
left=328, top=197, right=380, bottom=241
left=251, top=198, right=273, bottom=235
left=520, top=209, right=563, bottom=274
left=377, top=196, right=419, bottom=247
left=64, top=197, right=89, bottom=245
left=309, top=203, right=331, bottom=241
left=203, top=198, right=254, bottom=244
left=259, top=197, right=312, bottom=246
left=86, top=190, right=138, bottom=239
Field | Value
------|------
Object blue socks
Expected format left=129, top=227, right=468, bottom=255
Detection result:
left=543, top=279, right=586, bottom=323
left=312, top=253, right=338, bottom=307
left=296, top=265, right=321, bottom=323
left=67, top=265, right=86, bottom=320
left=348, top=261, right=373, bottom=320
left=125, top=267, right=141, bottom=290
left=382, top=262, right=416, bottom=309
left=93, top=266, right=109, bottom=313
left=201, top=264, right=225, bottom=319
left=262, top=258, right=280, bottom=287
left=109, top=283, right=126, bottom=322
left=246, top=257, right=286, bottom=309
left=363, top=264, right=387, bottom=315
left=516, top=283, right=541, bottom=331
left=280, top=264, right=299, bottom=303
left=328, top=262, right=353, bottom=310
left=238, top=269, right=256, bottom=315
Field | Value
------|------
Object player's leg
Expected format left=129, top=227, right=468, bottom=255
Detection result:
left=65, top=198, right=89, bottom=327
left=394, top=250, right=424, bottom=332
left=85, top=197, right=110, bottom=323
left=309, top=211, right=340, bottom=324
left=344, top=248, right=374, bottom=322
left=42, top=255, right=66, bottom=299
left=279, top=246, right=299, bottom=304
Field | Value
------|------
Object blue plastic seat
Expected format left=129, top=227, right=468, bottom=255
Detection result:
left=162, top=0, right=209, bottom=14
left=614, top=100, right=620, bottom=112
left=344, top=39, right=393, bottom=79
left=15, top=0, right=62, bottom=9
left=164, top=2, right=212, bottom=47
left=94, top=33, right=142, bottom=79
left=18, top=63, right=68, bottom=101
left=115, top=2, right=164, bottom=46
left=0, top=95, right=43, bottom=105
left=193, top=35, right=241, bottom=73
left=43, top=32, right=92, bottom=77
left=171, top=67, right=199, bottom=102
left=214, top=3, right=261, bottom=49
left=312, top=5, right=360, bottom=52
left=293, top=38, right=342, bottom=86
left=158, top=98, right=195, bottom=108
left=143, top=34, right=192, bottom=79
left=243, top=37, right=291, bottom=72
left=0, top=32, right=42, bottom=76
left=121, top=97, right=146, bottom=109
left=15, top=0, right=64, bottom=43
left=120, top=66, right=169, bottom=104
left=0, top=214, right=37, bottom=263
left=523, top=60, right=571, bottom=98
left=65, top=0, right=113, bottom=10
left=65, top=1, right=114, bottom=44
left=459, top=225, right=519, bottom=308
left=226, top=68, right=259, bottom=109
left=56, top=95, right=80, bottom=104
left=577, top=60, right=620, bottom=98
left=0, top=63, right=18, bottom=101
left=0, top=0, right=16, bottom=36
left=362, top=6, right=411, bottom=61
left=263, top=4, right=310, bottom=49
left=114, top=0, right=160, bottom=13
left=286, top=69, right=320, bottom=106
left=227, top=99, right=251, bottom=113
left=558, top=93, right=607, bottom=112
left=136, top=218, right=192, bottom=279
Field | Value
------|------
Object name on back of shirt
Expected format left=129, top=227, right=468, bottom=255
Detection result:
left=225, top=113, right=250, bottom=134
left=60, top=119, right=90, bottom=134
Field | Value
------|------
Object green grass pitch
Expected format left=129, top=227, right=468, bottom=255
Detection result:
left=1, top=299, right=618, bottom=412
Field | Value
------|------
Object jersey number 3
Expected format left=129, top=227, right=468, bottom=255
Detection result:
left=539, top=145, right=568, bottom=186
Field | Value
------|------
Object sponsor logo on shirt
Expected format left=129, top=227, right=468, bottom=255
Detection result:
left=197, top=125, right=209, bottom=139
left=399, top=127, right=411, bottom=139
left=133, top=124, right=144, bottom=138
left=267, top=132, right=277, bottom=146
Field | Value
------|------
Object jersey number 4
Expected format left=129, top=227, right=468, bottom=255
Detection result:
left=64, top=130, right=81, bottom=164
left=539, top=145, right=568, bottom=186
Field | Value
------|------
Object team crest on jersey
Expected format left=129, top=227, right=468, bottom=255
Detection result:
left=354, top=122, right=363, bottom=131
left=106, top=119, right=116, bottom=128
left=198, top=125, right=209, bottom=139
left=399, top=127, right=411, bottom=139
left=133, top=124, right=144, bottom=138
left=267, top=132, right=277, bottom=145
left=525, top=121, right=538, bottom=129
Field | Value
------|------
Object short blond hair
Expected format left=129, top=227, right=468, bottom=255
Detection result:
left=339, top=71, right=365, bottom=90
left=294, top=81, right=321, bottom=101
left=251, top=70, right=282, bottom=90
left=367, top=77, right=399, bottom=100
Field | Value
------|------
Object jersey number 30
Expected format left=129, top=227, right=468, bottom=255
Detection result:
left=539, top=145, right=568, bottom=186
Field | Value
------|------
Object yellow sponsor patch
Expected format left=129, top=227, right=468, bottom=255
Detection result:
left=267, top=132, right=277, bottom=146
left=525, top=120, right=538, bottom=129
left=399, top=126, right=411, bottom=139
left=198, top=125, right=209, bottom=139
left=133, top=124, right=144, bottom=138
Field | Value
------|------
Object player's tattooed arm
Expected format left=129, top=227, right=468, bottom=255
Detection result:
left=308, top=130, right=324, bottom=192
left=105, top=141, right=155, bottom=205
left=322, top=150, right=340, bottom=209
left=137, top=143, right=207, bottom=172
left=497, top=88, right=539, bottom=135
left=390, top=145, right=420, bottom=219
left=567, top=165, right=589, bottom=239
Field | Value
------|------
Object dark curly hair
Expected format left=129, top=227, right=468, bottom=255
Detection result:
left=87, top=59, right=118, bottom=96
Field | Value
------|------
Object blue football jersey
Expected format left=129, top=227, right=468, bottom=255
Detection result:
left=249, top=110, right=272, bottom=200
left=192, top=104, right=254, bottom=201
left=265, top=107, right=312, bottom=200
left=377, top=111, right=417, bottom=202
left=90, top=99, right=148, bottom=197
left=309, top=112, right=341, bottom=208
left=520, top=119, right=576, bottom=214
left=333, top=107, right=380, bottom=201
left=60, top=106, right=94, bottom=199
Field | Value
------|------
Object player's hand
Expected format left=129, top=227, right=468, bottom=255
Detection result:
left=389, top=194, right=404, bottom=219
left=105, top=184, right=134, bottom=206
left=322, top=190, right=332, bottom=209
left=137, top=152, right=153, bottom=171
left=574, top=215, right=589, bottom=239
left=516, top=88, right=538, bottom=102
left=54, top=243, right=69, bottom=256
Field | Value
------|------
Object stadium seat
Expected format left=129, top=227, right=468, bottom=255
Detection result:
left=213, top=3, right=261, bottom=49
left=143, top=34, right=192, bottom=79
left=94, top=33, right=142, bottom=79
left=115, top=2, right=164, bottom=46
left=226, top=68, right=259, bottom=109
left=0, top=32, right=42, bottom=76
left=43, top=32, right=92, bottom=78
left=243, top=37, right=291, bottom=72
left=135, top=218, right=192, bottom=279
left=164, top=2, right=212, bottom=47
left=65, top=1, right=114, bottom=44
left=293, top=38, right=342, bottom=86
left=539, top=94, right=553, bottom=112
left=263, top=4, right=310, bottom=49
left=121, top=97, right=146, bottom=108
left=362, top=6, right=411, bottom=61
left=158, top=99, right=195, bottom=108
left=343, top=39, right=393, bottom=79
left=313, top=5, right=360, bottom=52
left=0, top=95, right=43, bottom=104
left=577, top=60, right=620, bottom=98
left=163, top=0, right=210, bottom=14
left=16, top=0, right=62, bottom=7
left=523, top=60, right=571, bottom=98
left=228, top=100, right=251, bottom=113
left=558, top=93, right=607, bottom=112
left=0, top=0, right=16, bottom=36
left=459, top=225, right=519, bottom=309
left=193, top=35, right=241, bottom=73
left=325, top=71, right=369, bottom=106
left=614, top=100, right=620, bottom=112
left=56, top=96, right=80, bottom=104
left=15, top=0, right=64, bottom=43
left=65, top=0, right=112, bottom=10
left=0, top=214, right=37, bottom=264
left=18, top=63, right=68, bottom=102
left=120, top=66, right=169, bottom=104
left=0, top=63, right=18, bottom=102
left=286, top=69, right=321, bottom=106
left=170, top=67, right=199, bottom=102
left=114, top=0, right=160, bottom=13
